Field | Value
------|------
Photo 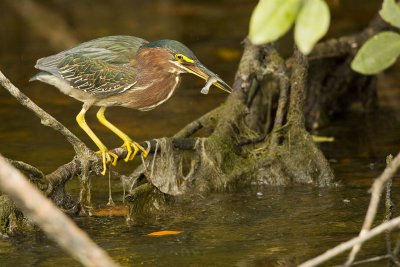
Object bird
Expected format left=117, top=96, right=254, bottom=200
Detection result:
left=30, top=35, right=232, bottom=175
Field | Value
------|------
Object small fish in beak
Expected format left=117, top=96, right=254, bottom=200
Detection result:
left=201, top=76, right=218, bottom=95
left=181, top=60, right=233, bottom=94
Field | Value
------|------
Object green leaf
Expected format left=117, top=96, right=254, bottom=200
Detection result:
left=295, top=0, right=330, bottom=54
left=351, top=31, right=400, bottom=75
left=249, top=0, right=302, bottom=45
left=380, top=0, right=400, bottom=28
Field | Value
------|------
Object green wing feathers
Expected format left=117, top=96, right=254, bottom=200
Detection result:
left=58, top=54, right=137, bottom=97
left=33, top=35, right=147, bottom=97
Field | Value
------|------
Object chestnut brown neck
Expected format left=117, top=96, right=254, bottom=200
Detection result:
left=133, top=47, right=177, bottom=87
left=120, top=48, right=181, bottom=110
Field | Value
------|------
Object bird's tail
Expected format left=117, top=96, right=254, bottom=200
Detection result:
left=29, top=72, right=45, bottom=82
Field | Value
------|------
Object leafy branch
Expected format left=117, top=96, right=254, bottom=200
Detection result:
left=352, top=0, right=400, bottom=74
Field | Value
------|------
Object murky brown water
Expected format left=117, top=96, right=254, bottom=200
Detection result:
left=0, top=0, right=399, bottom=266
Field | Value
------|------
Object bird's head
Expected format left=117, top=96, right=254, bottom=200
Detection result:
left=142, top=40, right=232, bottom=93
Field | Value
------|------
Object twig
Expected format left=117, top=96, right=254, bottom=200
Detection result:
left=312, top=136, right=335, bottom=143
left=351, top=254, right=391, bottom=266
left=0, top=154, right=119, bottom=267
left=392, top=235, right=400, bottom=266
left=385, top=155, right=394, bottom=258
left=344, top=152, right=400, bottom=266
left=298, top=152, right=400, bottom=267
left=297, top=216, right=400, bottom=267
left=332, top=254, right=391, bottom=267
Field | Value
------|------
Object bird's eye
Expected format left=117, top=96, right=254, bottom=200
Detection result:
left=175, top=54, right=194, bottom=63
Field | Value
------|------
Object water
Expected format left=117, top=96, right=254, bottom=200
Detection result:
left=0, top=187, right=388, bottom=266
left=0, top=0, right=399, bottom=266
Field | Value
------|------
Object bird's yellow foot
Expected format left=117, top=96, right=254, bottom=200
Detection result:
left=122, top=140, right=149, bottom=162
left=96, top=149, right=118, bottom=175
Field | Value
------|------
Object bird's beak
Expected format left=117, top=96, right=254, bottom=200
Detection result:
left=183, top=61, right=232, bottom=93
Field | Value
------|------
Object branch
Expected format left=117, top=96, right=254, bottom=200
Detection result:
left=298, top=216, right=400, bottom=267
left=391, top=235, right=400, bottom=266
left=347, top=255, right=391, bottom=266
left=298, top=151, right=400, bottom=267
left=384, top=155, right=394, bottom=257
left=344, top=152, right=400, bottom=265
left=0, top=154, right=119, bottom=267
left=45, top=138, right=197, bottom=190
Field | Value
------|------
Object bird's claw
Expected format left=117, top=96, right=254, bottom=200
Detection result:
left=96, top=149, right=118, bottom=175
left=122, top=141, right=149, bottom=162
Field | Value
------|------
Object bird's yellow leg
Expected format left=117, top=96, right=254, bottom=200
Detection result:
left=76, top=106, right=118, bottom=175
left=96, top=107, right=148, bottom=162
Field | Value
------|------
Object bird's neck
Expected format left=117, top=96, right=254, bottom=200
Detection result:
left=133, top=48, right=177, bottom=87
left=121, top=48, right=181, bottom=110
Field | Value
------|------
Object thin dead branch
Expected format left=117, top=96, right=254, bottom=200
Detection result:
left=298, top=151, right=400, bottom=267
left=298, top=216, right=400, bottom=267
left=344, top=152, right=400, bottom=266
left=385, top=155, right=395, bottom=259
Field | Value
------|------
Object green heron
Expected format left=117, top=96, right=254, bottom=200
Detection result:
left=31, top=36, right=231, bottom=175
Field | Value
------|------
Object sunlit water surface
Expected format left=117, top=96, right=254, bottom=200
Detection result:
left=0, top=0, right=399, bottom=266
